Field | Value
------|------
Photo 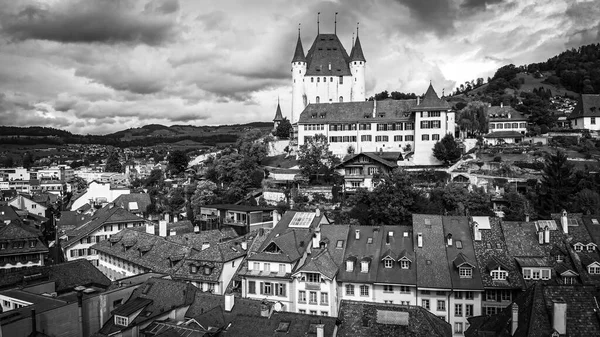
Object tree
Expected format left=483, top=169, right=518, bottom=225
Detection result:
left=0, top=156, right=14, bottom=168
left=433, top=134, right=462, bottom=165
left=573, top=189, right=600, bottom=215
left=298, top=134, right=340, bottom=183
left=190, top=180, right=218, bottom=218
left=274, top=118, right=292, bottom=139
left=457, top=101, right=489, bottom=137
left=540, top=151, right=575, bottom=215
left=347, top=169, right=423, bottom=225
left=165, top=188, right=186, bottom=214
left=105, top=151, right=122, bottom=173
left=503, top=189, right=536, bottom=221
left=167, top=150, right=189, bottom=176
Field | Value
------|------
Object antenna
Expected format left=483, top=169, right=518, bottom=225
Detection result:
left=298, top=23, right=301, bottom=37
left=352, top=32, right=354, bottom=47
left=317, top=12, right=320, bottom=35
left=356, top=22, right=359, bottom=37
left=334, top=12, right=338, bottom=34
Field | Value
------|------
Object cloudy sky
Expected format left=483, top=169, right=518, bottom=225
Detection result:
left=0, top=0, right=598, bottom=134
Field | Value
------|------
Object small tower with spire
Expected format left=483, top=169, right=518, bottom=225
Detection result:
left=273, top=98, right=284, bottom=132
left=291, top=24, right=307, bottom=124
left=349, top=23, right=366, bottom=102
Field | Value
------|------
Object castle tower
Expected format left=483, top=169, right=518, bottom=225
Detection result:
left=349, top=32, right=366, bottom=102
left=291, top=30, right=307, bottom=124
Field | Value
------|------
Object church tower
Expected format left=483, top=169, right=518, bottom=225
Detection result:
left=291, top=30, right=307, bottom=124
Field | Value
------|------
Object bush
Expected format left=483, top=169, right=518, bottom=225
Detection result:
left=513, top=161, right=544, bottom=170
left=493, top=156, right=502, bottom=162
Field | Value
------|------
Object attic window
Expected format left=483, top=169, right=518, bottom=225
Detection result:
left=336, top=240, right=344, bottom=248
left=455, top=240, right=463, bottom=249
left=142, top=283, right=152, bottom=294
left=333, top=47, right=337, bottom=50
left=204, top=266, right=212, bottom=275
left=459, top=267, right=472, bottom=278
left=318, top=48, right=323, bottom=50
left=593, top=219, right=599, bottom=225
left=115, top=315, right=128, bottom=327
left=190, top=264, right=198, bottom=274
left=276, top=322, right=291, bottom=332
left=424, top=219, right=431, bottom=225
left=367, top=237, right=373, bottom=244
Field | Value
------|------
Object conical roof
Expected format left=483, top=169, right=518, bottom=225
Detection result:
left=413, top=83, right=450, bottom=111
left=350, top=35, right=366, bottom=62
left=273, top=101, right=284, bottom=121
left=292, top=34, right=306, bottom=63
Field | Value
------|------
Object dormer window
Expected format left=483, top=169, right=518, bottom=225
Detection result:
left=400, top=260, right=410, bottom=269
left=588, top=262, right=600, bottom=274
left=556, top=255, right=564, bottom=262
left=383, top=258, right=393, bottom=269
left=574, top=243, right=584, bottom=252
left=361, top=261, right=369, bottom=273
left=459, top=267, right=472, bottom=278
left=346, top=259, right=354, bottom=272
left=204, top=266, right=212, bottom=275
left=115, top=315, right=128, bottom=326
left=190, top=264, right=198, bottom=274
left=491, top=268, right=507, bottom=280
left=587, top=244, right=596, bottom=252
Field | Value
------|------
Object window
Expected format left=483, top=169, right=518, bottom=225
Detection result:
left=400, top=286, right=410, bottom=293
left=310, top=310, right=317, bottom=315
left=405, top=123, right=414, bottom=130
left=339, top=96, right=343, bottom=102
left=316, top=96, right=320, bottom=103
left=299, top=290, right=306, bottom=302
left=346, top=260, right=354, bottom=272
left=375, top=135, right=388, bottom=142
left=264, top=263, right=271, bottom=273
left=588, top=244, right=596, bottom=252
left=532, top=270, right=540, bottom=280
left=384, top=300, right=393, bottom=304
left=394, top=135, right=403, bottom=142
left=115, top=315, right=128, bottom=326
left=575, top=244, right=583, bottom=252
left=360, top=285, right=369, bottom=296
left=400, top=260, right=410, bottom=269
left=523, top=268, right=532, bottom=279
left=309, top=291, right=317, bottom=304
left=339, top=76, right=343, bottom=84
left=336, top=240, right=344, bottom=248
left=359, top=123, right=371, bottom=130
left=361, top=135, right=372, bottom=142
left=593, top=117, right=596, bottom=125
left=405, top=135, right=414, bottom=141
left=455, top=322, right=463, bottom=334
left=421, top=290, right=430, bottom=295
left=432, top=134, right=440, bottom=141
left=384, top=259, right=393, bottom=268
left=465, top=291, right=474, bottom=300
left=589, top=266, right=600, bottom=274
left=361, top=261, right=369, bottom=273
left=455, top=304, right=463, bottom=317
left=466, top=304, right=474, bottom=317
left=491, top=270, right=507, bottom=280
left=437, top=300, right=445, bottom=311
left=279, top=264, right=286, bottom=274
left=346, top=284, right=355, bottom=296
left=321, top=311, right=328, bottom=316
left=306, top=273, right=320, bottom=283
left=422, top=134, right=429, bottom=141
left=262, top=282, right=272, bottom=295
left=422, top=299, right=430, bottom=310
left=459, top=267, right=472, bottom=278
left=541, top=269, right=550, bottom=280
left=321, top=292, right=328, bottom=304
left=383, top=285, right=393, bottom=293
left=299, top=309, right=306, bottom=314
left=253, top=262, right=259, bottom=270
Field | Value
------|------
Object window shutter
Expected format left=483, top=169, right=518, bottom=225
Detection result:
left=260, top=282, right=264, bottom=295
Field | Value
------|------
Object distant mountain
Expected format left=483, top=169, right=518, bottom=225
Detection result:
left=0, top=126, right=73, bottom=137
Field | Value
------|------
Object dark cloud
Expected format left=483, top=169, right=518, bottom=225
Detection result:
left=0, top=94, right=72, bottom=128
left=1, top=0, right=178, bottom=45
left=145, top=0, right=180, bottom=14
left=395, top=0, right=457, bottom=36
left=564, top=1, right=600, bottom=49
left=460, top=0, right=505, bottom=9
left=74, top=66, right=168, bottom=95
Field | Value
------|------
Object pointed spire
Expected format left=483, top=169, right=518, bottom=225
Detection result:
left=334, top=12, right=338, bottom=35
left=350, top=23, right=366, bottom=62
left=292, top=24, right=306, bottom=63
left=414, top=82, right=450, bottom=109
left=273, top=98, right=283, bottom=122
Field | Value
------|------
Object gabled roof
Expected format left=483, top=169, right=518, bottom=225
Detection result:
left=349, top=35, right=366, bottom=62
left=569, top=94, right=600, bottom=119
left=412, top=84, right=450, bottom=111
left=487, top=105, right=527, bottom=121
left=112, top=193, right=152, bottom=213
left=337, top=226, right=383, bottom=284
left=298, top=99, right=417, bottom=124
left=413, top=215, right=452, bottom=289
left=291, top=33, right=306, bottom=63
left=0, top=222, right=48, bottom=256
left=63, top=204, right=147, bottom=248
left=305, top=33, right=351, bottom=76
left=337, top=152, right=398, bottom=169
left=453, top=252, right=475, bottom=268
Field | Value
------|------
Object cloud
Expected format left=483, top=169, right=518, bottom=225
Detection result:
left=0, top=0, right=178, bottom=45
left=145, top=0, right=180, bottom=15
left=461, top=0, right=505, bottom=9
left=394, top=0, right=457, bottom=36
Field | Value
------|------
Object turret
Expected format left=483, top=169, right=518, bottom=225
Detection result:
left=349, top=31, right=366, bottom=102
left=273, top=99, right=284, bottom=131
left=291, top=30, right=307, bottom=124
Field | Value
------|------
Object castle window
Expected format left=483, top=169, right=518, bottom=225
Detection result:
left=323, top=77, right=326, bottom=82
left=330, top=77, right=333, bottom=82
left=339, top=96, right=343, bottom=102
left=311, top=77, right=314, bottom=83
left=316, top=96, right=320, bottom=104
left=354, top=62, right=356, bottom=65
left=422, top=134, right=429, bottom=141
left=317, top=77, right=320, bottom=82
left=339, top=76, right=343, bottom=84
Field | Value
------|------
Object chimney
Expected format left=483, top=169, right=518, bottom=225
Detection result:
left=511, top=303, right=518, bottom=335
left=30, top=308, right=37, bottom=335
left=315, top=208, right=321, bottom=217
left=241, top=241, right=248, bottom=250
left=355, top=230, right=360, bottom=240
left=525, top=213, right=530, bottom=222
left=159, top=220, right=167, bottom=237
left=224, top=293, right=234, bottom=312
left=316, top=323, right=325, bottom=337
left=272, top=210, right=278, bottom=228
left=260, top=301, right=271, bottom=317
left=538, top=230, right=544, bottom=245
left=312, top=228, right=321, bottom=249
left=417, top=233, right=423, bottom=248
left=164, top=213, right=170, bottom=222
left=544, top=226, right=550, bottom=244
left=447, top=233, right=453, bottom=246
left=552, top=299, right=567, bottom=335
left=417, top=96, right=420, bottom=105
left=500, top=102, right=504, bottom=108
left=77, top=291, right=84, bottom=337
left=474, top=222, right=482, bottom=241
left=328, top=62, right=331, bottom=71
left=561, top=210, right=568, bottom=234
left=146, top=224, right=155, bottom=235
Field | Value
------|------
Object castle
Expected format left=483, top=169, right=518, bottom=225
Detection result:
left=277, top=20, right=455, bottom=166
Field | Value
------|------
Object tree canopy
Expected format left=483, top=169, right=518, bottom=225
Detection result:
left=457, top=101, right=489, bottom=137
left=274, top=118, right=292, bottom=139
left=167, top=150, right=189, bottom=176
left=432, top=134, right=462, bottom=165
left=540, top=151, right=575, bottom=215
left=105, top=151, right=123, bottom=173
left=297, top=134, right=340, bottom=183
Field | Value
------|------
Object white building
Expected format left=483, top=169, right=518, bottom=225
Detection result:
left=70, top=181, right=130, bottom=211
left=297, top=84, right=455, bottom=165
left=569, top=94, right=600, bottom=130
left=8, top=194, right=47, bottom=217
left=291, top=27, right=366, bottom=123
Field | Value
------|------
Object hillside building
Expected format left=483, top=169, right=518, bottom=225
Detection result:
left=569, top=94, right=600, bottom=130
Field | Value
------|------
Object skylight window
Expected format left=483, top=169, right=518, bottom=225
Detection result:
left=336, top=240, right=344, bottom=248
left=289, top=213, right=315, bottom=228
left=276, top=322, right=291, bottom=332
left=593, top=219, right=599, bottom=225
left=456, top=241, right=463, bottom=249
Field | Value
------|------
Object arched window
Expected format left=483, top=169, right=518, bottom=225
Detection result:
left=323, top=77, right=326, bottom=82
left=330, top=77, right=333, bottom=82
left=339, top=96, right=343, bottom=102
left=311, top=77, right=314, bottom=83
left=316, top=96, right=320, bottom=103
left=317, top=77, right=320, bottom=82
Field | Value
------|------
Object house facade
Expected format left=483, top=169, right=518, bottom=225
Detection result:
left=569, top=94, right=600, bottom=130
